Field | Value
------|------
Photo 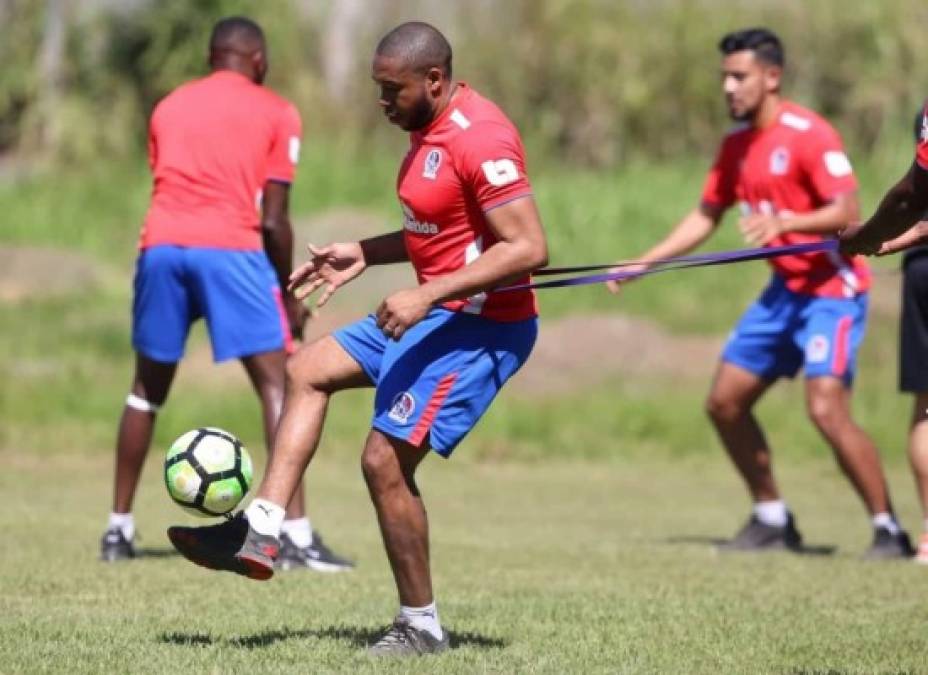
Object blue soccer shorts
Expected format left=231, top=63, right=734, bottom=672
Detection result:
left=722, top=274, right=869, bottom=386
left=333, top=307, right=538, bottom=456
left=132, top=245, right=290, bottom=363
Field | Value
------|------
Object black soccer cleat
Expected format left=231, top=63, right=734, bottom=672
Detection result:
left=367, top=616, right=450, bottom=657
left=718, top=513, right=803, bottom=553
left=100, top=527, right=135, bottom=562
left=167, top=512, right=279, bottom=580
left=862, top=527, right=915, bottom=560
left=275, top=531, right=355, bottom=573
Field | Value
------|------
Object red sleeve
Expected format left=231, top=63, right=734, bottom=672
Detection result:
left=917, top=104, right=928, bottom=170
left=801, top=123, right=858, bottom=201
left=452, top=121, right=533, bottom=211
left=266, top=102, right=302, bottom=184
left=700, top=139, right=737, bottom=210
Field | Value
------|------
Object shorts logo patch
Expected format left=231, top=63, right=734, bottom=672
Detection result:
left=422, top=149, right=442, bottom=180
left=769, top=146, right=790, bottom=175
left=806, top=334, right=830, bottom=363
left=388, top=391, right=416, bottom=424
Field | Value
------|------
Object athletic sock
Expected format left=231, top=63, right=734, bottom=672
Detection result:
left=108, top=512, right=135, bottom=541
left=281, top=517, right=313, bottom=548
left=753, top=500, right=788, bottom=528
left=400, top=602, right=443, bottom=640
left=872, top=512, right=901, bottom=535
left=244, top=499, right=286, bottom=538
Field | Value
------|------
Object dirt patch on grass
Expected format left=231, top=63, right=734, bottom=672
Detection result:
left=0, top=245, right=102, bottom=302
left=512, top=313, right=723, bottom=396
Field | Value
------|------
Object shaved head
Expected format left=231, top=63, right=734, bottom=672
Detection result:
left=210, top=16, right=265, bottom=54
left=375, top=21, right=452, bottom=79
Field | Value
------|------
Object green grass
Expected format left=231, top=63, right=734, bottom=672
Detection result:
left=1, top=451, right=925, bottom=674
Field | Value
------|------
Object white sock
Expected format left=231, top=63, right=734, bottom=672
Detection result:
left=400, top=602, right=443, bottom=640
left=245, top=499, right=286, bottom=537
left=281, top=517, right=313, bottom=548
left=753, top=500, right=788, bottom=527
left=872, top=512, right=901, bottom=535
left=108, top=512, right=135, bottom=541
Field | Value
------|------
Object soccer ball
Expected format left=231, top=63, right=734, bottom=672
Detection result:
left=164, top=428, right=253, bottom=517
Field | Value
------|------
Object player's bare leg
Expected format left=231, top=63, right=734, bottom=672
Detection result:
left=168, top=336, right=368, bottom=576
left=102, top=354, right=177, bottom=561
left=245, top=340, right=364, bottom=571
left=706, top=362, right=778, bottom=500
left=806, top=375, right=912, bottom=558
left=706, top=362, right=801, bottom=551
left=908, top=393, right=928, bottom=562
left=362, top=431, right=433, bottom=606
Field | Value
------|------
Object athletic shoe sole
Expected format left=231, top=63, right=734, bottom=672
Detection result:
left=167, top=527, right=275, bottom=581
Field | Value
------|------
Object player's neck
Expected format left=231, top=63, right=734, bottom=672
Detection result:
left=752, top=95, right=782, bottom=130
left=430, top=80, right=460, bottom=125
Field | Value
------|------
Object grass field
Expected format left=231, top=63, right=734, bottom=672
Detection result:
left=2, top=146, right=927, bottom=672
left=1, top=451, right=925, bottom=674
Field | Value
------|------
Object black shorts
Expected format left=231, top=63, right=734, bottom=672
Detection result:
left=900, top=249, right=928, bottom=392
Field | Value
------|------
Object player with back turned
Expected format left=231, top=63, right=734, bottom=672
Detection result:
left=99, top=16, right=352, bottom=572
left=610, top=28, right=912, bottom=558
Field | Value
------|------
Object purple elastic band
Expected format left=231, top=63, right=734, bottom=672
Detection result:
left=498, top=240, right=838, bottom=292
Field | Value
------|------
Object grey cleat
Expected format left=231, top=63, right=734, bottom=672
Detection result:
left=367, top=616, right=450, bottom=657
left=168, top=512, right=279, bottom=580
left=719, top=513, right=803, bottom=553
left=100, top=527, right=135, bottom=562
left=862, top=527, right=915, bottom=560
left=275, top=532, right=355, bottom=573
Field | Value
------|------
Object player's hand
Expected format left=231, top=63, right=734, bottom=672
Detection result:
left=288, top=242, right=367, bottom=308
left=605, top=262, right=650, bottom=295
left=874, top=222, right=928, bottom=256
left=375, top=287, right=432, bottom=341
left=739, top=214, right=783, bottom=246
left=284, top=293, right=310, bottom=341
left=838, top=222, right=881, bottom=256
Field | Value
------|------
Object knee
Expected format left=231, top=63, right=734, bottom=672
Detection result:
left=284, top=341, right=326, bottom=394
left=807, top=394, right=843, bottom=433
left=705, top=392, right=745, bottom=425
left=361, top=443, right=399, bottom=492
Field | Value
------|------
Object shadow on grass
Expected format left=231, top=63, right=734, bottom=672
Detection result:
left=136, top=547, right=180, bottom=559
left=159, top=625, right=507, bottom=651
left=664, top=535, right=837, bottom=556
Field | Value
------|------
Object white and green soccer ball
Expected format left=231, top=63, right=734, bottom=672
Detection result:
left=164, top=428, right=253, bottom=517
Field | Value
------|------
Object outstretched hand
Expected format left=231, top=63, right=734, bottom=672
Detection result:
left=605, top=262, right=650, bottom=294
left=288, top=242, right=367, bottom=308
left=838, top=223, right=881, bottom=257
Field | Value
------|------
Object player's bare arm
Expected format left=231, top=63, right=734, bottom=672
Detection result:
left=741, top=192, right=858, bottom=246
left=261, top=180, right=307, bottom=338
left=289, top=231, right=408, bottom=307
left=375, top=196, right=548, bottom=340
left=606, top=204, right=722, bottom=294
left=841, top=163, right=928, bottom=255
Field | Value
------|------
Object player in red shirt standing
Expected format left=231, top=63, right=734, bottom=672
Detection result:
left=100, top=17, right=352, bottom=572
left=841, top=106, right=928, bottom=562
left=167, top=22, right=549, bottom=656
left=610, top=28, right=912, bottom=557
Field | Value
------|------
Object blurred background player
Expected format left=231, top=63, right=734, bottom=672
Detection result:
left=167, top=21, right=549, bottom=656
left=841, top=107, right=928, bottom=563
left=610, top=27, right=912, bottom=558
left=99, top=16, right=352, bottom=572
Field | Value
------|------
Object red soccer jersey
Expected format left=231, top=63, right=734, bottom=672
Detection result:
left=139, top=70, right=302, bottom=251
left=701, top=100, right=869, bottom=298
left=917, top=102, right=928, bottom=169
left=396, top=83, right=537, bottom=321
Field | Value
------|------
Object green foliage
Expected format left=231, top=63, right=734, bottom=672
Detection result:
left=3, top=1, right=928, bottom=165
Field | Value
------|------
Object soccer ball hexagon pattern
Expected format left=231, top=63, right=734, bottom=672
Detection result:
left=164, top=428, right=253, bottom=517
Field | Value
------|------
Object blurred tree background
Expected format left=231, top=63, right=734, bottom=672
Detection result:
left=2, top=0, right=927, bottom=170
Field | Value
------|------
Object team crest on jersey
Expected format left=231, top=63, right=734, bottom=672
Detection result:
left=388, top=392, right=416, bottom=424
left=806, top=334, right=830, bottom=363
left=422, top=149, right=442, bottom=180
left=769, top=146, right=790, bottom=175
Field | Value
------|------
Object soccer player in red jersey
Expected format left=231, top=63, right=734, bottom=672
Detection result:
left=167, top=21, right=549, bottom=655
left=611, top=28, right=912, bottom=557
left=841, top=107, right=928, bottom=562
left=100, top=17, right=352, bottom=572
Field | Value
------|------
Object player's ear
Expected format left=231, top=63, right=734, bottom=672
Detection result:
left=426, top=66, right=443, bottom=96
left=252, top=50, right=268, bottom=84
left=763, top=64, right=782, bottom=94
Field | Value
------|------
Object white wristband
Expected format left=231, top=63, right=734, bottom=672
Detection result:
left=126, top=393, right=160, bottom=413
